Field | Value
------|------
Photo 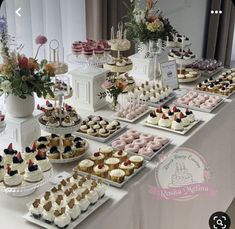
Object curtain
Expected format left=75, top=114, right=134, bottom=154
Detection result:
left=205, top=0, right=235, bottom=67
left=0, top=0, right=86, bottom=60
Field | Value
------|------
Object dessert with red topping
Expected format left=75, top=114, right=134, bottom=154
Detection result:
left=4, top=165, right=23, bottom=187
left=89, top=152, right=105, bottom=165
left=24, top=160, right=44, bottom=183
left=93, top=163, right=109, bottom=178
left=119, top=159, right=135, bottom=176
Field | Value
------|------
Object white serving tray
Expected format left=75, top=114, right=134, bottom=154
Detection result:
left=147, top=92, right=177, bottom=108
left=74, top=161, right=147, bottom=188
left=194, top=88, right=235, bottom=99
left=174, top=96, right=225, bottom=113
left=74, top=123, right=128, bottom=143
left=115, top=108, right=150, bottom=123
left=24, top=196, right=110, bottom=229
left=142, top=119, right=201, bottom=135
left=200, top=66, right=224, bottom=77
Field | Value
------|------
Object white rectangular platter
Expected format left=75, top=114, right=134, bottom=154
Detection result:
left=74, top=124, right=128, bottom=143
left=115, top=108, right=150, bottom=123
left=24, top=196, right=110, bottom=229
left=74, top=161, right=147, bottom=188
left=148, top=92, right=177, bottom=107
left=142, top=119, right=201, bottom=135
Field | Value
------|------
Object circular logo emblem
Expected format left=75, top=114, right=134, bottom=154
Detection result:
left=209, top=212, right=231, bottom=229
left=155, top=147, right=210, bottom=201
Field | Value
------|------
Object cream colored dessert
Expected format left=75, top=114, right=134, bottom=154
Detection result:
left=4, top=169, right=23, bottom=186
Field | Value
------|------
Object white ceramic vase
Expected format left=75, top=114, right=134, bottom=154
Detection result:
left=6, top=94, right=35, bottom=118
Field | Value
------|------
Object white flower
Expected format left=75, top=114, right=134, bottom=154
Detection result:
left=0, top=80, right=12, bottom=93
left=135, top=10, right=146, bottom=24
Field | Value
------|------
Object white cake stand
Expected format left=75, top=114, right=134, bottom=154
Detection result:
left=0, top=169, right=53, bottom=197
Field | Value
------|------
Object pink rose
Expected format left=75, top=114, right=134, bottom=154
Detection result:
left=102, top=80, right=113, bottom=90
left=35, top=35, right=47, bottom=45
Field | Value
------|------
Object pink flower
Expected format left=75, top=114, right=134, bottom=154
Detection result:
left=35, top=35, right=47, bottom=45
left=102, top=80, right=113, bottom=90
left=18, top=55, right=28, bottom=69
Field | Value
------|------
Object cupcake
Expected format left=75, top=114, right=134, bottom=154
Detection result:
left=99, top=146, right=113, bottom=158
left=66, top=198, right=81, bottom=220
left=109, top=169, right=125, bottom=183
left=49, top=134, right=60, bottom=147
left=54, top=209, right=71, bottom=229
left=113, top=150, right=128, bottom=162
left=47, top=146, right=60, bottom=160
left=93, top=163, right=109, bottom=178
left=86, top=186, right=99, bottom=204
left=171, top=117, right=184, bottom=131
left=28, top=199, right=43, bottom=219
left=119, top=159, right=135, bottom=176
left=63, top=134, right=74, bottom=147
left=78, top=159, right=94, bottom=173
left=62, top=146, right=74, bottom=159
left=89, top=152, right=105, bottom=165
left=24, top=160, right=43, bottom=183
left=129, top=155, right=144, bottom=169
left=72, top=141, right=86, bottom=157
left=23, top=146, right=36, bottom=162
left=35, top=151, right=52, bottom=172
left=42, top=201, right=55, bottom=224
left=11, top=153, right=26, bottom=174
left=94, top=180, right=106, bottom=198
left=4, top=166, right=23, bottom=187
left=76, top=193, right=90, bottom=212
left=105, top=157, right=120, bottom=170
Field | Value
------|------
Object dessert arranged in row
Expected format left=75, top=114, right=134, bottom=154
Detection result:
left=145, top=106, right=196, bottom=131
left=168, top=48, right=196, bottom=65
left=76, top=146, right=144, bottom=184
left=38, top=101, right=81, bottom=128
left=27, top=173, right=107, bottom=228
left=128, top=82, right=174, bottom=105
left=175, top=91, right=222, bottom=111
left=34, top=134, right=88, bottom=161
left=111, top=129, right=170, bottom=159
left=0, top=144, right=52, bottom=187
left=177, top=68, right=200, bottom=82
left=196, top=69, right=235, bottom=96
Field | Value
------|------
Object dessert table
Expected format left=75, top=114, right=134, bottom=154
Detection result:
left=0, top=77, right=235, bottom=229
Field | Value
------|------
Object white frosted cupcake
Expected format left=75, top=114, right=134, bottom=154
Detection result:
left=109, top=169, right=125, bottom=183
left=129, top=155, right=144, bottom=169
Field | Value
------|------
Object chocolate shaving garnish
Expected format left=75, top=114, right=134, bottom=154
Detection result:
left=57, top=184, right=62, bottom=191
left=72, top=184, right=78, bottom=190
left=56, top=195, right=63, bottom=205
left=44, top=191, right=51, bottom=200
left=54, top=210, right=61, bottom=217
left=68, top=199, right=75, bottom=209
left=76, top=195, right=81, bottom=201
left=64, top=189, right=71, bottom=197
left=61, top=179, right=67, bottom=186
left=72, top=172, right=78, bottom=179
left=84, top=188, right=89, bottom=195
left=43, top=201, right=52, bottom=211
left=51, top=187, right=57, bottom=193
left=61, top=207, right=66, bottom=214
left=81, top=193, right=86, bottom=199
left=32, top=199, right=40, bottom=208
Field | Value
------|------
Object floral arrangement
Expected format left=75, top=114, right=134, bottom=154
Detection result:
left=99, top=73, right=128, bottom=109
left=125, top=0, right=174, bottom=43
left=0, top=17, right=55, bottom=99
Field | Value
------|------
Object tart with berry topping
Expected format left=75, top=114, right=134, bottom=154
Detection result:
left=35, top=151, right=52, bottom=172
left=23, top=145, right=36, bottom=162
left=11, top=152, right=26, bottom=174
left=3, top=143, right=17, bottom=166
left=62, top=146, right=74, bottom=159
left=119, top=159, right=135, bottom=176
left=24, top=160, right=44, bottom=183
left=89, top=152, right=105, bottom=165
left=46, top=146, right=60, bottom=160
left=113, top=150, right=128, bottom=162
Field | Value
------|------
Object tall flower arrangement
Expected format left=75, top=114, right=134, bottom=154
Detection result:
left=125, top=0, right=174, bottom=43
left=0, top=17, right=55, bottom=99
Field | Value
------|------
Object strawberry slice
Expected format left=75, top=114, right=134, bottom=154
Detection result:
left=173, top=106, right=178, bottom=112
left=8, top=143, right=13, bottom=150
left=32, top=142, right=36, bottom=151
left=17, top=152, right=23, bottom=160
left=28, top=159, right=34, bottom=167
left=7, top=165, right=11, bottom=174
left=179, top=112, right=185, bottom=119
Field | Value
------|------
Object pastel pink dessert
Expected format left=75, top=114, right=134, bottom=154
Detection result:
left=126, top=130, right=140, bottom=139
left=124, top=144, right=139, bottom=154
left=132, top=139, right=147, bottom=148
left=139, top=147, right=154, bottom=156
left=112, top=140, right=126, bottom=150
left=154, top=137, right=169, bottom=145
left=140, top=134, right=154, bottom=142
left=119, top=134, right=134, bottom=144
left=147, top=142, right=162, bottom=151
left=200, top=103, right=212, bottom=109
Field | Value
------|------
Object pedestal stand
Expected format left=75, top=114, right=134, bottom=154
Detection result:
left=70, top=68, right=109, bottom=112
left=0, top=110, right=42, bottom=151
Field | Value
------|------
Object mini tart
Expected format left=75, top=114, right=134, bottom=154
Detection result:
left=113, top=150, right=128, bottom=162
left=24, top=163, right=44, bottom=183
left=119, top=160, right=135, bottom=176
left=23, top=147, right=36, bottom=162
left=35, top=155, right=52, bottom=172
left=36, top=136, right=49, bottom=147
left=49, top=134, right=60, bottom=147
left=98, top=128, right=110, bottom=137
left=4, top=169, right=23, bottom=187
left=109, top=169, right=125, bottom=183
left=78, top=159, right=94, bottom=173
left=106, top=124, right=117, bottom=133
left=80, top=124, right=89, bottom=133
left=89, top=152, right=105, bottom=165
left=129, top=155, right=144, bottom=169
left=99, top=146, right=113, bottom=158
left=104, top=157, right=120, bottom=170
left=87, top=128, right=98, bottom=136
left=93, top=164, right=109, bottom=178
left=47, top=146, right=60, bottom=160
